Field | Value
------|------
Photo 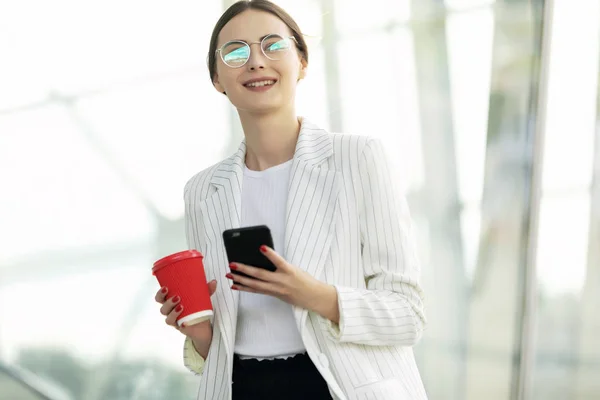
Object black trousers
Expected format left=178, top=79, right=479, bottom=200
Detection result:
left=232, top=353, right=333, bottom=400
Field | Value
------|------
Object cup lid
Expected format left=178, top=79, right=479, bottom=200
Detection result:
left=152, top=250, right=203, bottom=274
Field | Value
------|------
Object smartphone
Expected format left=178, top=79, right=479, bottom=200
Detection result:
left=222, top=225, right=277, bottom=278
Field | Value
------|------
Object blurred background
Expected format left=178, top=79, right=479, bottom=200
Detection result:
left=0, top=0, right=598, bottom=399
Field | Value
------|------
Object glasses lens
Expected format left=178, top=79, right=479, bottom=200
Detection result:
left=262, top=35, right=291, bottom=60
left=221, top=42, right=249, bottom=67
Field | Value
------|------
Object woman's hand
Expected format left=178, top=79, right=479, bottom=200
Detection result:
left=225, top=246, right=340, bottom=323
left=154, top=280, right=218, bottom=358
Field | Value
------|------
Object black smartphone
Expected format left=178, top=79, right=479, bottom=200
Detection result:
left=222, top=225, right=277, bottom=278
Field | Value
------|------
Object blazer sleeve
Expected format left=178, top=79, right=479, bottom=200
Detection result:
left=322, top=137, right=427, bottom=346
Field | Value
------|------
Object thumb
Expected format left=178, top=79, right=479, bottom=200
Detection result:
left=208, top=279, right=218, bottom=296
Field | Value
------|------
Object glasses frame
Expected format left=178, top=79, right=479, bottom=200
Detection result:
left=216, top=34, right=298, bottom=68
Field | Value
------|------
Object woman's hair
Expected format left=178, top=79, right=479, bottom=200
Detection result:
left=207, top=0, right=309, bottom=83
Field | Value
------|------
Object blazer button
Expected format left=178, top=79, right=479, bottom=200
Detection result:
left=318, top=353, right=330, bottom=369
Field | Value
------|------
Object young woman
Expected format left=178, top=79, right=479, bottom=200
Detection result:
left=155, top=1, right=428, bottom=399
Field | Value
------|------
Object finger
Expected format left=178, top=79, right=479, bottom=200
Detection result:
left=208, top=280, right=218, bottom=296
left=259, top=246, right=288, bottom=270
left=159, top=295, right=181, bottom=316
left=165, top=303, right=183, bottom=327
left=155, top=287, right=168, bottom=304
left=232, top=283, right=259, bottom=294
left=230, top=262, right=274, bottom=281
left=227, top=272, right=276, bottom=294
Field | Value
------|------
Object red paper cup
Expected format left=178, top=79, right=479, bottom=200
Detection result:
left=152, top=250, right=213, bottom=327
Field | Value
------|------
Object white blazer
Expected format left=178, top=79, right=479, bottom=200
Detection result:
left=183, top=118, right=428, bottom=400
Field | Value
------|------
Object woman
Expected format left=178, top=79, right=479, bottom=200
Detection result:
left=155, top=1, right=428, bottom=399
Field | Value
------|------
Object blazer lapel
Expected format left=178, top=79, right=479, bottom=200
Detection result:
left=284, top=120, right=341, bottom=330
left=284, top=119, right=341, bottom=288
left=199, top=142, right=245, bottom=368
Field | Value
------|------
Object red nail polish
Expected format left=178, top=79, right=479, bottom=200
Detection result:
left=229, top=263, right=237, bottom=270
left=231, top=285, right=239, bottom=290
left=172, top=296, right=180, bottom=303
left=181, top=322, right=186, bottom=328
left=175, top=304, right=183, bottom=312
left=225, top=273, right=234, bottom=279
left=161, top=287, right=167, bottom=294
left=260, top=245, right=267, bottom=253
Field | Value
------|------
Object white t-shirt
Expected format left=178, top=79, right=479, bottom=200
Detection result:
left=234, top=159, right=306, bottom=359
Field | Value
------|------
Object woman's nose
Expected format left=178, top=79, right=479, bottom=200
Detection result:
left=246, top=43, right=267, bottom=71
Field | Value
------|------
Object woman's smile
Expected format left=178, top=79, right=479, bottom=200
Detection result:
left=243, top=77, right=278, bottom=92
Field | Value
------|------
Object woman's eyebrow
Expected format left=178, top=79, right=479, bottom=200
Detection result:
left=229, top=34, right=275, bottom=43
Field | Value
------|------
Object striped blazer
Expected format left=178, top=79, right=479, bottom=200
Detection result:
left=182, top=118, right=428, bottom=400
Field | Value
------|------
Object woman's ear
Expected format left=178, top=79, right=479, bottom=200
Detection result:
left=298, top=59, right=308, bottom=80
left=213, top=74, right=225, bottom=94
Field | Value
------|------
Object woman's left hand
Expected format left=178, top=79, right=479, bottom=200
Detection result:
left=225, top=246, right=334, bottom=315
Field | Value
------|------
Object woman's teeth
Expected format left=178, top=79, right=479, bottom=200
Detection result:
left=245, top=80, right=275, bottom=87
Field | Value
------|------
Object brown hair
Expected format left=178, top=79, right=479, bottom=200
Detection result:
left=207, top=0, right=309, bottom=84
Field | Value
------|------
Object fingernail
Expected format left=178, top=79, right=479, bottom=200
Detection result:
left=229, top=263, right=237, bottom=270
left=231, top=285, right=239, bottom=291
left=172, top=296, right=180, bottom=303
left=175, top=304, right=183, bottom=312
left=161, top=287, right=167, bottom=294
left=225, top=273, right=234, bottom=280
left=181, top=322, right=186, bottom=328
left=260, top=245, right=267, bottom=253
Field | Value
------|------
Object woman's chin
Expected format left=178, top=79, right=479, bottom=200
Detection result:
left=235, top=98, right=287, bottom=115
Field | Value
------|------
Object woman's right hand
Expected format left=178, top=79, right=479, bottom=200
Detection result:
left=155, top=279, right=218, bottom=359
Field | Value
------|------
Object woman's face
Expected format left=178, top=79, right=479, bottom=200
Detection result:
left=213, top=9, right=307, bottom=114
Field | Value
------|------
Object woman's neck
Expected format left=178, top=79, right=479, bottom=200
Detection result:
left=238, top=109, right=301, bottom=171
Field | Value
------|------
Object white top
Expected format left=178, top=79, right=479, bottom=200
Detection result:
left=234, top=159, right=306, bottom=359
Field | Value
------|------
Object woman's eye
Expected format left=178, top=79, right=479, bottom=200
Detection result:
left=265, top=40, right=288, bottom=52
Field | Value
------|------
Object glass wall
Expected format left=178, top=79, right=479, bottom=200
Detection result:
left=532, top=1, right=600, bottom=399
left=0, top=1, right=598, bottom=399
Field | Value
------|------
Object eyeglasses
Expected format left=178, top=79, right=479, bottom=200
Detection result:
left=216, top=34, right=298, bottom=68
